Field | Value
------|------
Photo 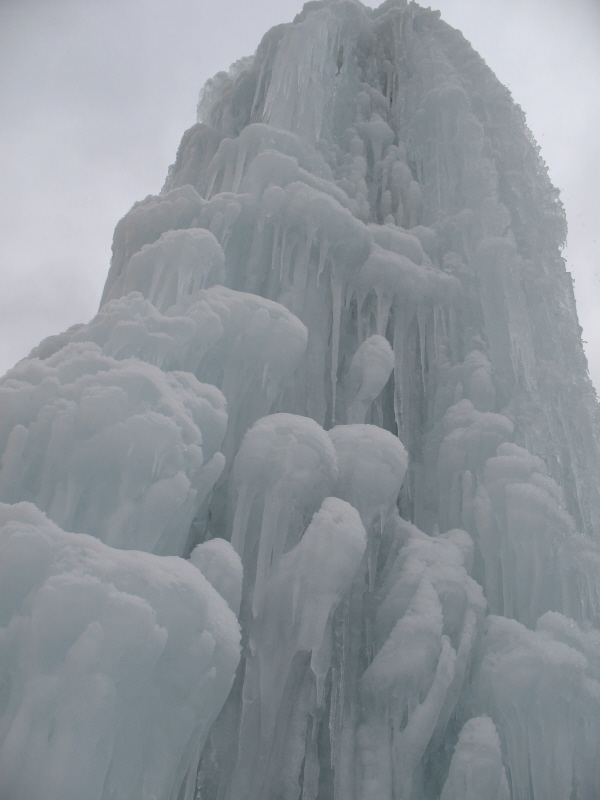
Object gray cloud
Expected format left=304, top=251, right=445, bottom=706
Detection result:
left=1, top=0, right=598, bottom=388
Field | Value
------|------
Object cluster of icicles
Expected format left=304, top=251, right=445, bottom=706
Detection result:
left=1, top=2, right=600, bottom=799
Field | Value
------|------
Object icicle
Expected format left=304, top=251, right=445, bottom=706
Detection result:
left=302, top=716, right=321, bottom=800
left=354, top=289, right=368, bottom=344
left=147, top=257, right=166, bottom=308
left=221, top=149, right=236, bottom=194
left=461, top=469, right=475, bottom=533
left=433, top=608, right=478, bottom=746
left=392, top=637, right=456, bottom=799
left=447, top=304, right=459, bottom=364
left=417, top=304, right=428, bottom=387
left=249, top=76, right=265, bottom=120
left=367, top=512, right=384, bottom=592
left=293, top=229, right=315, bottom=317
left=317, top=240, right=329, bottom=285
left=335, top=575, right=367, bottom=800
left=330, top=271, right=343, bottom=422
left=230, top=484, right=255, bottom=558
left=253, top=491, right=286, bottom=618
left=269, top=222, right=281, bottom=285
left=375, top=289, right=393, bottom=336
left=279, top=227, right=288, bottom=285
left=393, top=304, right=412, bottom=443
left=204, top=171, right=217, bottom=202
left=231, top=139, right=248, bottom=194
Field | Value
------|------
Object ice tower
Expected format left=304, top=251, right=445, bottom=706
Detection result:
left=1, top=2, right=600, bottom=799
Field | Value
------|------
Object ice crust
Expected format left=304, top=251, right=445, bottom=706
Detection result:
left=2, top=0, right=600, bottom=798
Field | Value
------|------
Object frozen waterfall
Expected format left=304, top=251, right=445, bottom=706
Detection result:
left=1, top=1, right=600, bottom=799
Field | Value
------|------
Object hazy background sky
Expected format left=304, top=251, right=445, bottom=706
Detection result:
left=1, top=0, right=599, bottom=387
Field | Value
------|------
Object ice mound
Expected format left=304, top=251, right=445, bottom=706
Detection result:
left=31, top=291, right=222, bottom=369
left=0, top=343, right=226, bottom=554
left=37, top=287, right=306, bottom=451
left=122, top=227, right=225, bottom=311
left=474, top=442, right=600, bottom=627
left=354, top=244, right=429, bottom=337
left=471, top=613, right=600, bottom=800
left=230, top=497, right=366, bottom=800
left=329, top=423, right=408, bottom=532
left=344, top=334, right=394, bottom=424
left=26, top=287, right=308, bottom=529
left=440, top=716, right=509, bottom=800
left=0, top=502, right=241, bottom=800
left=357, top=521, right=485, bottom=799
left=101, top=184, right=207, bottom=305
left=199, top=123, right=334, bottom=198
left=436, top=399, right=514, bottom=531
left=190, top=538, right=243, bottom=615
left=230, top=413, right=338, bottom=618
left=171, top=287, right=308, bottom=457
left=369, top=222, right=426, bottom=266
left=358, top=593, right=457, bottom=800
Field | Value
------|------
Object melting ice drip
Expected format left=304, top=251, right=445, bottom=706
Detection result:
left=1, top=2, right=600, bottom=799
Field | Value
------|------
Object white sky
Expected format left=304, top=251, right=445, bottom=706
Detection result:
left=1, top=0, right=599, bottom=388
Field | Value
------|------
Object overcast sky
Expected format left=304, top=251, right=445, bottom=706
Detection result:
left=1, top=0, right=599, bottom=388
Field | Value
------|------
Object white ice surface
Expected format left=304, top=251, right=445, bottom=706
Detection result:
left=0, top=343, right=226, bottom=555
left=329, top=423, right=408, bottom=532
left=0, top=501, right=240, bottom=800
left=345, top=334, right=394, bottom=424
left=230, top=497, right=366, bottom=800
left=190, top=538, right=243, bottom=615
left=122, top=227, right=224, bottom=312
left=474, top=441, right=600, bottom=627
left=230, top=412, right=338, bottom=618
left=471, top=613, right=600, bottom=800
left=440, top=716, right=509, bottom=800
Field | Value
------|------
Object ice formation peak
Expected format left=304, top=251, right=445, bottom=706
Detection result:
left=1, top=1, right=600, bottom=799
